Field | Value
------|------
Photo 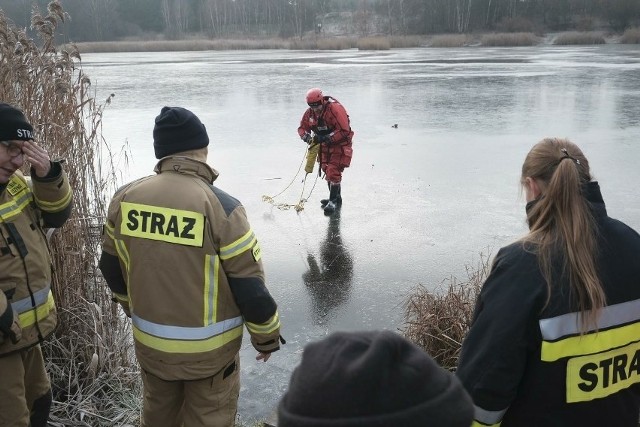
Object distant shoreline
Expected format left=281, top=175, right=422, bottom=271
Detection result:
left=69, top=30, right=638, bottom=54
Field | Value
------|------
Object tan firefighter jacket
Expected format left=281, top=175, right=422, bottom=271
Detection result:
left=0, top=164, right=73, bottom=356
left=100, top=154, right=282, bottom=380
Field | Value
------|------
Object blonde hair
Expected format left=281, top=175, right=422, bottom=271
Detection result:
left=521, top=138, right=604, bottom=331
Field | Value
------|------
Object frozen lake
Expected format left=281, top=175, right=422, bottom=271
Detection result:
left=81, top=44, right=640, bottom=423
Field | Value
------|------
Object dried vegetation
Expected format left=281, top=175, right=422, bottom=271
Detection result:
left=620, top=27, right=640, bottom=44
left=402, top=252, right=492, bottom=371
left=1, top=2, right=138, bottom=425
left=429, top=34, right=470, bottom=47
left=553, top=31, right=606, bottom=45
left=481, top=32, right=539, bottom=46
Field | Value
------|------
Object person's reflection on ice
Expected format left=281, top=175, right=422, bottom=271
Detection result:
left=302, top=211, right=353, bottom=325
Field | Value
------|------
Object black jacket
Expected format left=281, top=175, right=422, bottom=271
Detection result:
left=457, top=182, right=640, bottom=427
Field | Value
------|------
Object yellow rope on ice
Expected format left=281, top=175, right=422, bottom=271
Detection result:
left=262, top=142, right=321, bottom=212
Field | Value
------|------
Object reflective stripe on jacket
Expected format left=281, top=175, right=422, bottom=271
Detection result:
left=101, top=155, right=281, bottom=380
left=0, top=166, right=72, bottom=356
left=457, top=182, right=640, bottom=427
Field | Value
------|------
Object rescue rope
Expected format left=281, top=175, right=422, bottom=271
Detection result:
left=262, top=143, right=321, bottom=212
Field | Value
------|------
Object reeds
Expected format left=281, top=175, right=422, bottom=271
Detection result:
left=481, top=32, right=539, bottom=46
left=72, top=35, right=423, bottom=52
left=429, top=34, right=469, bottom=48
left=1, top=1, right=138, bottom=425
left=357, top=36, right=391, bottom=50
left=72, top=38, right=292, bottom=53
left=620, top=27, right=640, bottom=44
left=402, top=252, right=492, bottom=370
left=553, top=31, right=606, bottom=45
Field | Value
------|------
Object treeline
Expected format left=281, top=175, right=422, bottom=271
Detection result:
left=0, top=0, right=639, bottom=42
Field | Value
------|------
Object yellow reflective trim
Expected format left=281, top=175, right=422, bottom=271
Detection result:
left=105, top=222, right=115, bottom=238
left=0, top=190, right=31, bottom=221
left=34, top=187, right=72, bottom=212
left=113, top=292, right=128, bottom=303
left=246, top=312, right=280, bottom=335
left=213, top=257, right=219, bottom=323
left=204, top=255, right=210, bottom=326
left=220, top=230, right=256, bottom=260
left=18, top=293, right=55, bottom=327
left=120, top=201, right=204, bottom=247
left=542, top=321, right=640, bottom=362
left=566, top=340, right=640, bottom=403
left=472, top=421, right=500, bottom=427
left=114, top=238, right=130, bottom=270
left=133, top=323, right=242, bottom=353
left=203, top=255, right=219, bottom=326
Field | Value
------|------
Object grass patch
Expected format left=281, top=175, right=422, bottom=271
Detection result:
left=553, top=31, right=606, bottom=45
left=388, top=35, right=425, bottom=48
left=72, top=35, right=424, bottom=53
left=289, top=36, right=357, bottom=50
left=402, top=252, right=491, bottom=371
left=357, top=36, right=391, bottom=50
left=429, top=34, right=469, bottom=48
left=481, top=32, right=538, bottom=46
left=72, top=38, right=294, bottom=53
left=620, top=27, right=640, bottom=44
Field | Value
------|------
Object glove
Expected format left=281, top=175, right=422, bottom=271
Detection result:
left=0, top=299, right=22, bottom=345
left=301, top=133, right=312, bottom=144
left=316, top=134, right=329, bottom=144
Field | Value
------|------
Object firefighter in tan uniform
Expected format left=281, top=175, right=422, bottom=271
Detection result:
left=99, top=106, right=283, bottom=427
left=0, top=103, right=73, bottom=427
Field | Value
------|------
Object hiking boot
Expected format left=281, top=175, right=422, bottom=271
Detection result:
left=321, top=183, right=342, bottom=212
left=321, top=196, right=342, bottom=207
left=323, top=200, right=337, bottom=214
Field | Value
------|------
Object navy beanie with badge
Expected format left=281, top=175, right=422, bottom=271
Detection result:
left=277, top=330, right=474, bottom=427
left=0, top=103, right=34, bottom=141
left=152, top=106, right=209, bottom=159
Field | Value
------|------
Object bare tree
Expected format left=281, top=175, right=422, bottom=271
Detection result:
left=161, top=0, right=173, bottom=36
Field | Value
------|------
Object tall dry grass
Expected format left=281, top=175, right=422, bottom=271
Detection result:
left=357, top=36, right=391, bottom=50
left=429, top=34, right=469, bottom=48
left=620, top=27, right=640, bottom=44
left=1, top=1, right=139, bottom=425
left=388, top=35, right=425, bottom=48
left=481, top=32, right=539, bottom=46
left=73, top=35, right=424, bottom=53
left=288, top=36, right=358, bottom=50
left=402, top=252, right=492, bottom=371
left=553, top=31, right=606, bottom=45
left=73, top=38, right=292, bottom=53
left=354, top=35, right=424, bottom=49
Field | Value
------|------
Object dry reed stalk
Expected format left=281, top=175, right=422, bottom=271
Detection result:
left=620, top=27, right=640, bottom=44
left=357, top=36, right=391, bottom=50
left=429, top=34, right=469, bottom=48
left=402, top=251, right=492, bottom=371
left=1, top=1, right=138, bottom=425
left=481, top=32, right=539, bottom=46
left=553, top=31, right=606, bottom=45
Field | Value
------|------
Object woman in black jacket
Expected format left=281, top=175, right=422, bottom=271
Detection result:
left=457, top=138, right=640, bottom=427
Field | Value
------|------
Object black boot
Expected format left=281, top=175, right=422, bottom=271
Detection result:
left=30, top=389, right=52, bottom=427
left=323, top=184, right=341, bottom=214
left=321, top=184, right=342, bottom=207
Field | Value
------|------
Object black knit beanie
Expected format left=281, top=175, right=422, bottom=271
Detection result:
left=278, top=330, right=474, bottom=427
left=152, top=106, right=209, bottom=159
left=0, top=103, right=34, bottom=141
